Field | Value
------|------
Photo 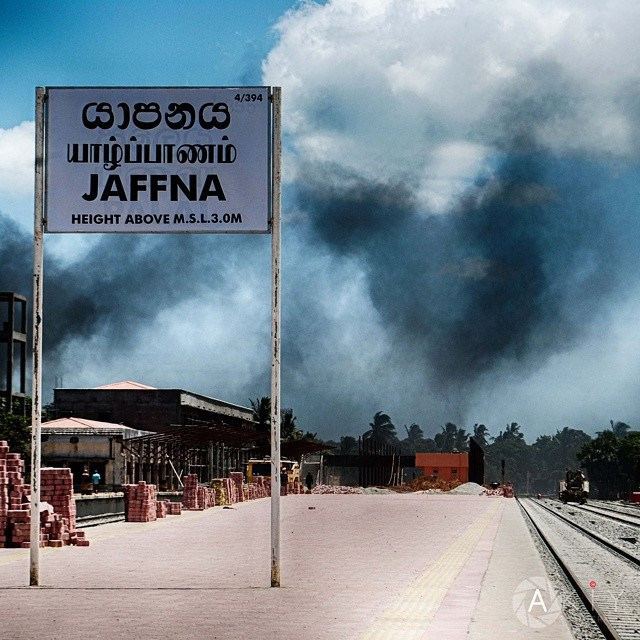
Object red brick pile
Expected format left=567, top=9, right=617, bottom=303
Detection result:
left=227, top=477, right=237, bottom=503
left=166, top=501, right=182, bottom=515
left=123, top=481, right=157, bottom=522
left=0, top=442, right=88, bottom=548
left=182, top=474, right=215, bottom=510
left=230, top=472, right=244, bottom=502
left=41, top=468, right=77, bottom=529
left=39, top=509, right=88, bottom=548
left=156, top=500, right=167, bottom=519
left=198, top=485, right=215, bottom=509
left=182, top=474, right=200, bottom=509
left=253, top=475, right=268, bottom=498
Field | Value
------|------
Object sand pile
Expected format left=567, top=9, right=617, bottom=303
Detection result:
left=448, top=482, right=485, bottom=495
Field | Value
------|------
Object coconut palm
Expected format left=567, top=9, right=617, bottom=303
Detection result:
left=363, top=411, right=397, bottom=444
left=281, top=408, right=302, bottom=440
left=472, top=424, right=490, bottom=448
left=250, top=397, right=271, bottom=435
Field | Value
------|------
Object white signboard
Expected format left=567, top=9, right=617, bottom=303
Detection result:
left=45, top=87, right=271, bottom=233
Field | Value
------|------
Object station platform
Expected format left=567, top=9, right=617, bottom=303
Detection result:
left=0, top=494, right=574, bottom=639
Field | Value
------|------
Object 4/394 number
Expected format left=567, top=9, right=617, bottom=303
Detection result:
left=234, top=93, right=263, bottom=103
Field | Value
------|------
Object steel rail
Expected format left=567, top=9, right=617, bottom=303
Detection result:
left=570, top=503, right=640, bottom=529
left=531, top=499, right=640, bottom=567
left=518, top=498, right=623, bottom=640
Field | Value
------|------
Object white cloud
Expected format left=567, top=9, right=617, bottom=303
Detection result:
left=264, top=0, right=640, bottom=206
left=0, top=121, right=34, bottom=196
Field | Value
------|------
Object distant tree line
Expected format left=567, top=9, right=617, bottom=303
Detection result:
left=324, top=412, right=639, bottom=497
left=2, top=396, right=637, bottom=498
left=249, top=397, right=319, bottom=442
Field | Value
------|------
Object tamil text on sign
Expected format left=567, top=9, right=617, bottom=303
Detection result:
left=45, top=87, right=271, bottom=233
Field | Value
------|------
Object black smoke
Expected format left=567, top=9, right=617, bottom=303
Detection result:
left=297, top=151, right=621, bottom=388
left=0, top=215, right=266, bottom=362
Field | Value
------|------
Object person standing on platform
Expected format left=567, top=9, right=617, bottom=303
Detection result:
left=91, top=469, right=101, bottom=493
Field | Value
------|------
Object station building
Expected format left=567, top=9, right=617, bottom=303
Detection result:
left=40, top=416, right=142, bottom=491
left=50, top=380, right=259, bottom=489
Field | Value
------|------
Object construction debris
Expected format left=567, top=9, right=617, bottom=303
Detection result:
left=311, top=485, right=364, bottom=494
left=392, top=476, right=464, bottom=493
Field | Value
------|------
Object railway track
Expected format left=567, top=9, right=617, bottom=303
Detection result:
left=596, top=501, right=640, bottom=516
left=572, top=503, right=640, bottom=529
left=519, top=497, right=640, bottom=640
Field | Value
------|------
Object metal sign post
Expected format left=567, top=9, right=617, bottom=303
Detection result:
left=29, top=85, right=281, bottom=587
left=29, top=87, right=45, bottom=586
left=270, top=87, right=282, bottom=588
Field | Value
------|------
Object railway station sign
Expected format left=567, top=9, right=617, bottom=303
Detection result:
left=44, top=87, right=271, bottom=233
left=31, top=85, right=283, bottom=588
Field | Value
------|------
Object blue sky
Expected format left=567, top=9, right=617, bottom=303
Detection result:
left=2, top=1, right=640, bottom=440
left=0, top=0, right=297, bottom=126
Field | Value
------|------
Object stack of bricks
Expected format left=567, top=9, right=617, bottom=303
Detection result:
left=156, top=500, right=168, bottom=519
left=123, top=481, right=157, bottom=522
left=229, top=472, right=244, bottom=503
left=226, top=477, right=237, bottom=503
left=254, top=476, right=268, bottom=498
left=196, top=485, right=215, bottom=510
left=41, top=468, right=76, bottom=529
left=166, top=501, right=182, bottom=515
left=183, top=475, right=215, bottom=510
left=182, top=474, right=200, bottom=510
left=40, top=508, right=88, bottom=547
left=6, top=509, right=31, bottom=548
left=1, top=442, right=36, bottom=548
left=0, top=442, right=87, bottom=548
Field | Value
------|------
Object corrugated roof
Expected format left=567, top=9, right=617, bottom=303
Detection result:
left=94, top=380, right=157, bottom=390
left=38, top=417, right=139, bottom=436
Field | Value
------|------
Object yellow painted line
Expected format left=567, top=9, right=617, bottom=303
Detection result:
left=360, top=501, right=503, bottom=640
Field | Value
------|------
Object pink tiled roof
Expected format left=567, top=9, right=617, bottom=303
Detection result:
left=93, top=380, right=156, bottom=390
left=38, top=417, right=136, bottom=435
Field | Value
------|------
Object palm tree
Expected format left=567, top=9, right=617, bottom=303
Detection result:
left=434, top=422, right=458, bottom=451
left=503, top=422, right=525, bottom=441
left=401, top=423, right=425, bottom=454
left=472, top=424, right=490, bottom=448
left=363, top=411, right=397, bottom=444
left=250, top=397, right=271, bottom=435
left=610, top=420, right=632, bottom=437
left=454, top=427, right=469, bottom=452
left=281, top=408, right=302, bottom=440
left=578, top=430, right=624, bottom=498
